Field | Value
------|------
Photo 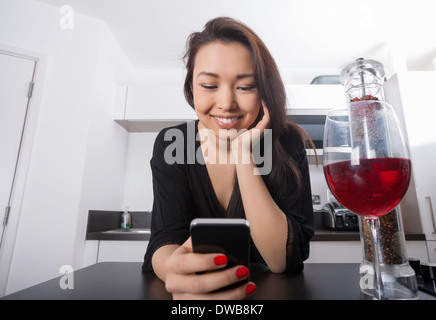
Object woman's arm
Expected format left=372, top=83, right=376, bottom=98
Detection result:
left=152, top=244, right=181, bottom=282
left=234, top=151, right=289, bottom=273
left=231, top=104, right=289, bottom=273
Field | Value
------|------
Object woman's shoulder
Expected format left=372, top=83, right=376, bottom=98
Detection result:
left=278, top=123, right=307, bottom=156
left=154, top=120, right=197, bottom=149
left=152, top=120, right=198, bottom=166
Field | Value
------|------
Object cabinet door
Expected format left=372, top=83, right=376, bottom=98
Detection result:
left=124, top=85, right=196, bottom=120
left=306, top=241, right=362, bottom=263
left=97, top=241, right=148, bottom=262
left=427, top=241, right=436, bottom=263
left=285, top=84, right=347, bottom=110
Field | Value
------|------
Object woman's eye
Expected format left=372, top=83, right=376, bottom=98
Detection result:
left=201, top=84, right=217, bottom=90
left=238, top=86, right=256, bottom=91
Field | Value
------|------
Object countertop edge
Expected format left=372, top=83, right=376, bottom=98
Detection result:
left=312, top=229, right=426, bottom=241
left=85, top=229, right=425, bottom=242
left=86, top=231, right=150, bottom=241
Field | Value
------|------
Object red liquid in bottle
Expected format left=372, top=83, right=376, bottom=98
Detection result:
left=323, top=158, right=411, bottom=217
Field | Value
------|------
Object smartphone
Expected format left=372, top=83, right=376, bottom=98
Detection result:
left=190, top=218, right=250, bottom=289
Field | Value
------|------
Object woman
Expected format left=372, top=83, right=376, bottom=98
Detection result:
left=143, top=17, right=314, bottom=299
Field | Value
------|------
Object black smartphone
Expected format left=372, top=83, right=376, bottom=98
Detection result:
left=190, top=218, right=250, bottom=289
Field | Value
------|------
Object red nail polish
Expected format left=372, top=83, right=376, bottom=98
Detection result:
left=236, top=266, right=249, bottom=279
left=245, top=283, right=257, bottom=295
left=214, top=255, right=228, bottom=266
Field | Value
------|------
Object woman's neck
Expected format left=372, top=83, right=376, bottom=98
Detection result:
left=197, top=122, right=232, bottom=165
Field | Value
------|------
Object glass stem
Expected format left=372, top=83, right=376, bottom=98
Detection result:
left=365, top=217, right=387, bottom=300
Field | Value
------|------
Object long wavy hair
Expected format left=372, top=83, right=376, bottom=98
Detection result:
left=183, top=17, right=314, bottom=218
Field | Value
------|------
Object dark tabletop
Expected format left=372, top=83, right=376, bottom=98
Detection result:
left=2, top=262, right=435, bottom=300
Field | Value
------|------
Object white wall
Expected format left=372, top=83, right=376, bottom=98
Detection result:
left=0, top=0, right=134, bottom=295
left=122, top=133, right=158, bottom=211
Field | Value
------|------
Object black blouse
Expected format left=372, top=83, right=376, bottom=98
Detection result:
left=142, top=120, right=314, bottom=273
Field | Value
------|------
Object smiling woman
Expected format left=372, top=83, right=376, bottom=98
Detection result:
left=142, top=16, right=315, bottom=300
left=193, top=41, right=260, bottom=134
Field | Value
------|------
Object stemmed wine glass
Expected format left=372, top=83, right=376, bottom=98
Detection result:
left=323, top=100, right=412, bottom=300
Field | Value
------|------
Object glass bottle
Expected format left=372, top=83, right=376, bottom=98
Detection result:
left=121, top=206, right=132, bottom=230
left=340, top=58, right=419, bottom=300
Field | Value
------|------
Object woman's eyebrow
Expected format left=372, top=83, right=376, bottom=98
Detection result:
left=196, top=72, right=254, bottom=79
left=196, top=71, right=219, bottom=79
left=236, top=73, right=254, bottom=79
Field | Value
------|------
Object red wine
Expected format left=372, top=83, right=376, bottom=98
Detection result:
left=324, top=158, right=411, bottom=217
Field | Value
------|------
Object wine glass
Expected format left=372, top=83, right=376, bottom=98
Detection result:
left=323, top=100, right=412, bottom=300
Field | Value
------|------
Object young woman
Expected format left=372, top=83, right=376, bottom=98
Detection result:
left=143, top=17, right=314, bottom=299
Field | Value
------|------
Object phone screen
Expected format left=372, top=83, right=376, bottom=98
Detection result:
left=190, top=218, right=250, bottom=269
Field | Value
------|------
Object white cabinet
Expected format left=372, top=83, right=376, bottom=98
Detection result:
left=307, top=241, right=362, bottom=263
left=97, top=241, right=148, bottom=263
left=114, top=85, right=196, bottom=132
left=385, top=71, right=436, bottom=261
left=114, top=84, right=348, bottom=132
left=307, top=240, right=428, bottom=263
left=427, top=241, right=436, bottom=263
left=285, top=84, right=347, bottom=110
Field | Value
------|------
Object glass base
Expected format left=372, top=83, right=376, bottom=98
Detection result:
left=359, top=262, right=419, bottom=300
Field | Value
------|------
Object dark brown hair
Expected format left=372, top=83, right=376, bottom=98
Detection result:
left=183, top=17, right=313, bottom=218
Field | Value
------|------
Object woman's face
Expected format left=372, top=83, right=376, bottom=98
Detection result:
left=192, top=41, right=261, bottom=138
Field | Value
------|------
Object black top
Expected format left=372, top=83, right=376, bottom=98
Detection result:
left=142, top=120, right=314, bottom=273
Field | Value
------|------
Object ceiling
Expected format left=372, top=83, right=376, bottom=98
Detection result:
left=36, top=0, right=436, bottom=83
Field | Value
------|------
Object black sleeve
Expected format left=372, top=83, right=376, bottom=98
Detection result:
left=279, top=130, right=315, bottom=273
left=142, top=128, right=194, bottom=272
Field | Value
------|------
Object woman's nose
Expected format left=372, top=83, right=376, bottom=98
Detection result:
left=216, top=87, right=236, bottom=110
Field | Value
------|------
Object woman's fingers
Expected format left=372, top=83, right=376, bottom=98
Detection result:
left=173, top=281, right=257, bottom=300
left=166, top=245, right=228, bottom=275
left=167, top=265, right=249, bottom=294
left=164, top=237, right=257, bottom=300
left=167, top=265, right=254, bottom=298
left=255, top=101, right=270, bottom=131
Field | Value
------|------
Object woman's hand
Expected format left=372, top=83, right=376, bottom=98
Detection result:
left=163, top=238, right=257, bottom=300
left=230, top=102, right=271, bottom=164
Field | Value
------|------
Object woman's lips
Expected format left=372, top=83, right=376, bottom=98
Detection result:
left=211, top=115, right=242, bottom=129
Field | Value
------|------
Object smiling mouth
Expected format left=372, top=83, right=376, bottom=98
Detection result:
left=211, top=115, right=243, bottom=129
left=211, top=115, right=242, bottom=124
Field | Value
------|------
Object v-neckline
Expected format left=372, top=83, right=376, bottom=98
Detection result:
left=194, top=121, right=232, bottom=216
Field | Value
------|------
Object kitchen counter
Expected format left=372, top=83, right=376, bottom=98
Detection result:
left=312, top=228, right=426, bottom=241
left=86, top=227, right=425, bottom=242
left=85, top=210, right=426, bottom=242
left=85, top=210, right=152, bottom=241
left=86, top=228, right=151, bottom=241
left=87, top=228, right=425, bottom=242
left=3, top=262, right=435, bottom=301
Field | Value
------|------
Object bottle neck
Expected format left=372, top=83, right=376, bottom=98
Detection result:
left=345, top=83, right=385, bottom=102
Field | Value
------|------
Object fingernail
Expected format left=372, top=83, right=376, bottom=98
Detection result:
left=214, top=255, right=228, bottom=266
left=236, top=266, right=249, bottom=279
left=245, top=283, right=257, bottom=295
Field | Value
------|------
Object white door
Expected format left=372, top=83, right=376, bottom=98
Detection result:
left=0, top=52, right=36, bottom=251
